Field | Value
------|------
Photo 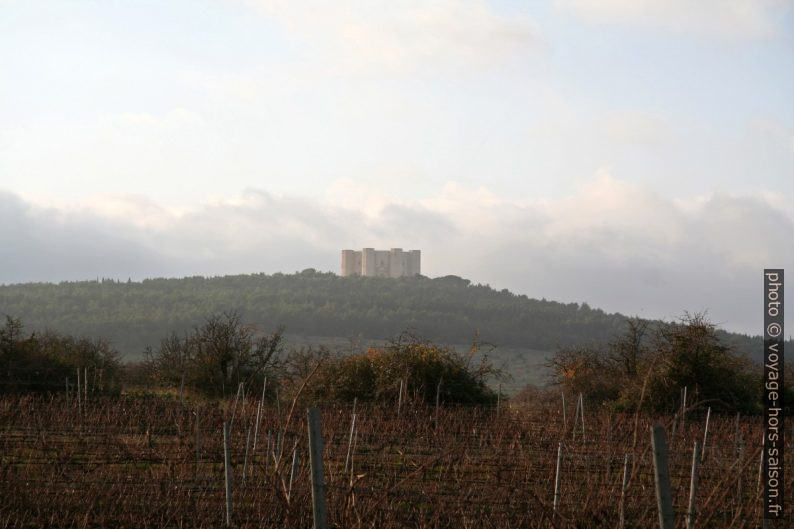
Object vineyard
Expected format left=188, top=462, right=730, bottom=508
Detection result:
left=0, top=392, right=791, bottom=528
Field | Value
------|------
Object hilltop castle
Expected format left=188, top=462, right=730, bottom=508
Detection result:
left=340, top=248, right=421, bottom=277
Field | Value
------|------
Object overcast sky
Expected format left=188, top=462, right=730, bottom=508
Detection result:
left=1, top=0, right=792, bottom=336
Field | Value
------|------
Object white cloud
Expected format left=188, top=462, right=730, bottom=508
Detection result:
left=2, top=173, right=791, bottom=335
left=555, top=0, right=790, bottom=38
left=238, top=0, right=544, bottom=73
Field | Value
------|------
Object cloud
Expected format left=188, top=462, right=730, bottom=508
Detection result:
left=238, top=0, right=544, bottom=73
left=554, top=0, right=790, bottom=38
left=1, top=174, right=792, bottom=335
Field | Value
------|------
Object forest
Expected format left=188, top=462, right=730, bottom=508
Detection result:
left=0, top=270, right=770, bottom=362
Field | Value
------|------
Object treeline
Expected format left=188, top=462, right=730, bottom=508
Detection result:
left=0, top=270, right=770, bottom=360
left=4, top=311, right=791, bottom=415
left=2, top=313, right=498, bottom=406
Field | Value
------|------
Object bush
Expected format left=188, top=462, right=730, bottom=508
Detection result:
left=0, top=316, right=122, bottom=394
left=305, top=334, right=500, bottom=406
left=548, top=313, right=763, bottom=414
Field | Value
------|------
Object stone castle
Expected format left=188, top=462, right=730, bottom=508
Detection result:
left=340, top=248, right=421, bottom=277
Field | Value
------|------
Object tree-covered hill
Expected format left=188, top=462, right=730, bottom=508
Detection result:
left=0, top=270, right=766, bottom=361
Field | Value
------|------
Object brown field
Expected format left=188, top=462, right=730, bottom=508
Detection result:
left=0, top=393, right=791, bottom=528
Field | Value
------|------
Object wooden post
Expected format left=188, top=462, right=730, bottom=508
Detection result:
left=650, top=425, right=674, bottom=529
left=179, top=373, right=185, bottom=406
left=65, top=377, right=70, bottom=406
left=307, top=408, right=329, bottom=529
left=686, top=441, right=700, bottom=529
left=701, top=407, right=710, bottom=463
left=223, top=422, right=233, bottom=527
left=84, top=367, right=87, bottom=403
left=496, top=383, right=502, bottom=417
left=619, top=453, right=629, bottom=529
left=553, top=442, right=563, bottom=513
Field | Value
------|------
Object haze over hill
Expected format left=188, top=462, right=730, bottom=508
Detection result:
left=0, top=271, right=770, bottom=368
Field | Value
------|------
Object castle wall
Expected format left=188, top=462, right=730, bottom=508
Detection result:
left=340, top=248, right=420, bottom=277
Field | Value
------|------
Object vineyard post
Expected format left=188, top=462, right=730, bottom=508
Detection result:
left=276, top=431, right=284, bottom=466
left=397, top=379, right=403, bottom=417
left=307, top=407, right=329, bottom=529
left=435, top=378, right=442, bottom=431
left=344, top=402, right=357, bottom=473
left=650, top=425, right=674, bottom=529
left=350, top=427, right=358, bottom=481
left=496, top=383, right=501, bottom=417
left=561, top=392, right=567, bottom=430
left=701, top=407, right=710, bottom=463
left=230, top=382, right=244, bottom=432
left=65, top=377, right=69, bottom=406
left=242, top=424, right=252, bottom=489
left=195, top=407, right=200, bottom=466
left=734, top=412, right=740, bottom=455
left=681, top=386, right=686, bottom=433
left=736, top=443, right=743, bottom=507
left=572, top=395, right=581, bottom=440
left=76, top=367, right=81, bottom=418
left=288, top=444, right=299, bottom=501
left=84, top=367, right=87, bottom=403
left=223, top=421, right=233, bottom=527
left=686, top=441, right=700, bottom=529
left=757, top=431, right=764, bottom=492
left=619, top=453, right=629, bottom=529
left=553, top=442, right=563, bottom=513
left=252, top=378, right=266, bottom=452
left=265, top=430, right=272, bottom=473
left=179, top=373, right=185, bottom=406
left=578, top=393, right=586, bottom=442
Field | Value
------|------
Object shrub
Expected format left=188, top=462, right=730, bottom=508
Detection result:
left=0, top=316, right=122, bottom=394
left=305, top=334, right=500, bottom=406
left=548, top=313, right=763, bottom=414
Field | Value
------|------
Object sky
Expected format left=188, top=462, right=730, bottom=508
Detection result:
left=1, top=0, right=792, bottom=336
